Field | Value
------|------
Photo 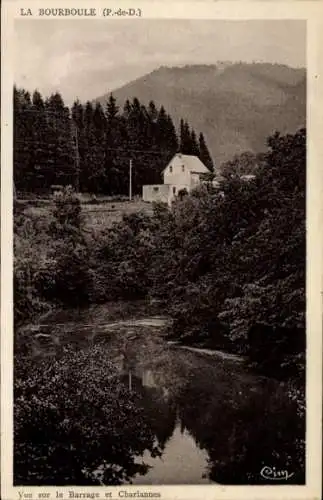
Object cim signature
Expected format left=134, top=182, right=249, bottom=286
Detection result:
left=260, top=466, right=294, bottom=481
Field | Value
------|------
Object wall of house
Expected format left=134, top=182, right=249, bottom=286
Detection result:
left=163, top=157, right=191, bottom=186
left=142, top=184, right=170, bottom=204
left=190, top=173, right=201, bottom=189
left=143, top=184, right=192, bottom=206
left=143, top=155, right=209, bottom=206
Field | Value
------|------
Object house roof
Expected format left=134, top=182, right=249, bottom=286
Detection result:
left=162, top=153, right=210, bottom=174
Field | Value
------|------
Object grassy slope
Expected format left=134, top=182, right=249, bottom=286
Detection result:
left=20, top=199, right=154, bottom=233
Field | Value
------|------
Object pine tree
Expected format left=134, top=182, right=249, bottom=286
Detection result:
left=156, top=106, right=169, bottom=149
left=198, top=132, right=214, bottom=171
left=45, top=92, right=74, bottom=187
left=106, top=94, right=119, bottom=123
left=71, top=100, right=85, bottom=192
left=179, top=119, right=185, bottom=152
left=166, top=114, right=179, bottom=153
left=89, top=103, right=106, bottom=193
left=93, top=102, right=106, bottom=133
left=104, top=94, right=124, bottom=195
left=156, top=109, right=178, bottom=157
left=31, top=90, right=52, bottom=191
left=81, top=101, right=108, bottom=194
left=32, top=90, right=44, bottom=109
left=132, top=99, right=155, bottom=192
left=14, top=87, right=34, bottom=192
left=146, top=101, right=159, bottom=152
left=123, top=99, right=132, bottom=118
left=82, top=101, right=95, bottom=192
left=190, top=129, right=200, bottom=157
left=180, top=120, right=192, bottom=154
left=148, top=100, right=158, bottom=123
left=14, top=86, right=211, bottom=196
left=71, top=99, right=84, bottom=128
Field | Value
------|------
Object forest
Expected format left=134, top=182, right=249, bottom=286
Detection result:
left=14, top=86, right=213, bottom=196
left=14, top=84, right=306, bottom=382
left=13, top=87, right=306, bottom=485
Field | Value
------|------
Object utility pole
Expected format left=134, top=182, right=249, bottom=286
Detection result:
left=129, top=158, right=133, bottom=201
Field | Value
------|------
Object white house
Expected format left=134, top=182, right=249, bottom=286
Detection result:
left=142, top=153, right=211, bottom=206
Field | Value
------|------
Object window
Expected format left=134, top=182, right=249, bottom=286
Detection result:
left=182, top=165, right=185, bottom=172
left=153, top=186, right=159, bottom=192
left=173, top=187, right=176, bottom=194
left=169, top=166, right=173, bottom=173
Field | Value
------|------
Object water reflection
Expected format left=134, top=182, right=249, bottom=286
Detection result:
left=134, top=426, right=210, bottom=485
left=115, top=359, right=211, bottom=484
left=18, top=308, right=305, bottom=485
left=114, top=335, right=304, bottom=485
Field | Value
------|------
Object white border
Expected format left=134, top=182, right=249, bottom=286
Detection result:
left=1, top=3, right=322, bottom=500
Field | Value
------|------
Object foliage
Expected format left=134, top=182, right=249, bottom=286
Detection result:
left=14, top=187, right=91, bottom=320
left=199, top=132, right=214, bottom=171
left=14, top=87, right=213, bottom=196
left=220, top=151, right=264, bottom=178
left=14, top=204, right=54, bottom=326
left=89, top=212, right=156, bottom=302
left=46, top=187, right=92, bottom=306
left=14, top=344, right=161, bottom=485
left=14, top=87, right=75, bottom=193
left=13, top=127, right=306, bottom=487
left=14, top=128, right=306, bottom=379
left=49, top=186, right=83, bottom=239
left=147, top=129, right=306, bottom=378
left=174, top=360, right=305, bottom=484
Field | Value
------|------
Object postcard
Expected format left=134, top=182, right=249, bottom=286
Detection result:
left=1, top=2, right=322, bottom=500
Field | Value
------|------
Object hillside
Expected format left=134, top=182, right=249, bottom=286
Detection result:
left=94, top=62, right=306, bottom=166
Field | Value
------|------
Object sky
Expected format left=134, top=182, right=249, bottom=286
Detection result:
left=14, top=19, right=306, bottom=105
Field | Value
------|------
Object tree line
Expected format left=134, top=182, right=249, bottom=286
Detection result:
left=14, top=127, right=305, bottom=380
left=14, top=86, right=214, bottom=195
left=14, top=123, right=305, bottom=486
left=14, top=125, right=305, bottom=484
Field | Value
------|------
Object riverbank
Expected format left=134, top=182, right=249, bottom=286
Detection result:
left=16, top=299, right=245, bottom=368
left=14, top=302, right=305, bottom=486
left=14, top=169, right=305, bottom=383
left=16, top=299, right=304, bottom=386
left=16, top=299, right=165, bottom=343
left=167, top=340, right=246, bottom=362
left=16, top=297, right=305, bottom=433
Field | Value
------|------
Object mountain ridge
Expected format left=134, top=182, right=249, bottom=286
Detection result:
left=94, top=62, right=306, bottom=165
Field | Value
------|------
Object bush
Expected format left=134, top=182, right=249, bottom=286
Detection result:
left=48, top=241, right=92, bottom=306
left=14, top=130, right=306, bottom=384
left=14, top=209, right=53, bottom=325
left=14, top=260, right=50, bottom=325
left=14, top=345, right=161, bottom=485
left=49, top=186, right=83, bottom=239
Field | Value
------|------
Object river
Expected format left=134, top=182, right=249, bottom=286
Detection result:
left=20, top=303, right=304, bottom=485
